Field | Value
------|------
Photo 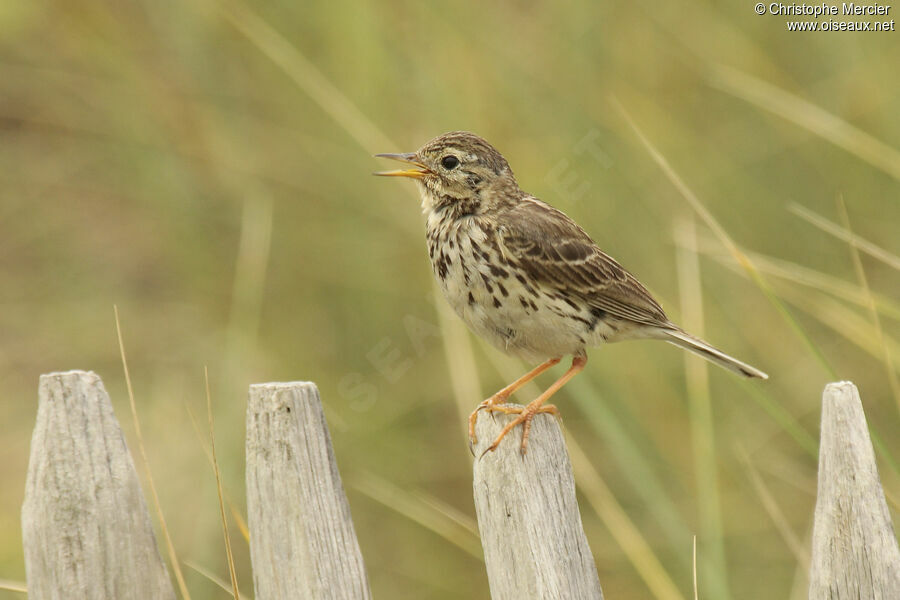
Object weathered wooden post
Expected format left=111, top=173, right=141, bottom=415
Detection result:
left=21, top=371, right=175, bottom=600
left=472, top=407, right=604, bottom=600
left=245, top=382, right=372, bottom=600
left=808, top=381, right=900, bottom=599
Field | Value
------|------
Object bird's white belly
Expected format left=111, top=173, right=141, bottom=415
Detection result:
left=452, top=289, right=586, bottom=362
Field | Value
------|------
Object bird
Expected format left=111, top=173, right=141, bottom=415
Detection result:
left=375, top=131, right=767, bottom=455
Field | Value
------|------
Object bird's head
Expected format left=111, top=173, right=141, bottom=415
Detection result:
left=375, top=131, right=521, bottom=215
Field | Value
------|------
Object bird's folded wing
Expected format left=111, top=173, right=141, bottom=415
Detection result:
left=497, top=198, right=670, bottom=327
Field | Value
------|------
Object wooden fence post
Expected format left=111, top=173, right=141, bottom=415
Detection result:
left=472, top=406, right=604, bottom=600
left=245, top=382, right=372, bottom=600
left=21, top=371, right=175, bottom=600
left=808, top=381, right=900, bottom=599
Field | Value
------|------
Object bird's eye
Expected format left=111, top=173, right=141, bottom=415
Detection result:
left=441, top=155, right=460, bottom=170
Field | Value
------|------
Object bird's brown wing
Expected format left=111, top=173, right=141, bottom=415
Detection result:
left=496, top=197, right=669, bottom=327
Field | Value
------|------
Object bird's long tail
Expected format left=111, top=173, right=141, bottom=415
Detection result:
left=660, top=328, right=768, bottom=379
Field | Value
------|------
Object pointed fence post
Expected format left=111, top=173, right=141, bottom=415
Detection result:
left=245, top=381, right=372, bottom=600
left=21, top=371, right=175, bottom=600
left=472, top=406, right=604, bottom=600
left=808, top=381, right=900, bottom=599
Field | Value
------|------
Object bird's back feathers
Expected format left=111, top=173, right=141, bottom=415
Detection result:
left=495, top=196, right=668, bottom=327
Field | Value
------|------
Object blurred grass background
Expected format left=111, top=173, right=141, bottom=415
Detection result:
left=1, top=1, right=899, bottom=598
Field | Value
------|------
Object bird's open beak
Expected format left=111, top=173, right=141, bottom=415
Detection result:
left=373, top=153, right=430, bottom=179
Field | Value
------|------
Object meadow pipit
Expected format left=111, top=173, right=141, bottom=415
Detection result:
left=376, top=131, right=767, bottom=455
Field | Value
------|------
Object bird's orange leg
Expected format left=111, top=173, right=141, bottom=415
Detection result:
left=482, top=355, right=587, bottom=456
left=468, top=357, right=561, bottom=448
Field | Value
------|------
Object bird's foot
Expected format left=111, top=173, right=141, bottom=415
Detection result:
left=466, top=357, right=565, bottom=455
left=467, top=393, right=510, bottom=454
left=479, top=401, right=559, bottom=457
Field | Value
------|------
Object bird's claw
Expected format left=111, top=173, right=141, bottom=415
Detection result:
left=467, top=394, right=509, bottom=452
left=476, top=403, right=560, bottom=457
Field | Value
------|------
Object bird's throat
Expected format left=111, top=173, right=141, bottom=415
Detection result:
left=420, top=186, right=482, bottom=221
